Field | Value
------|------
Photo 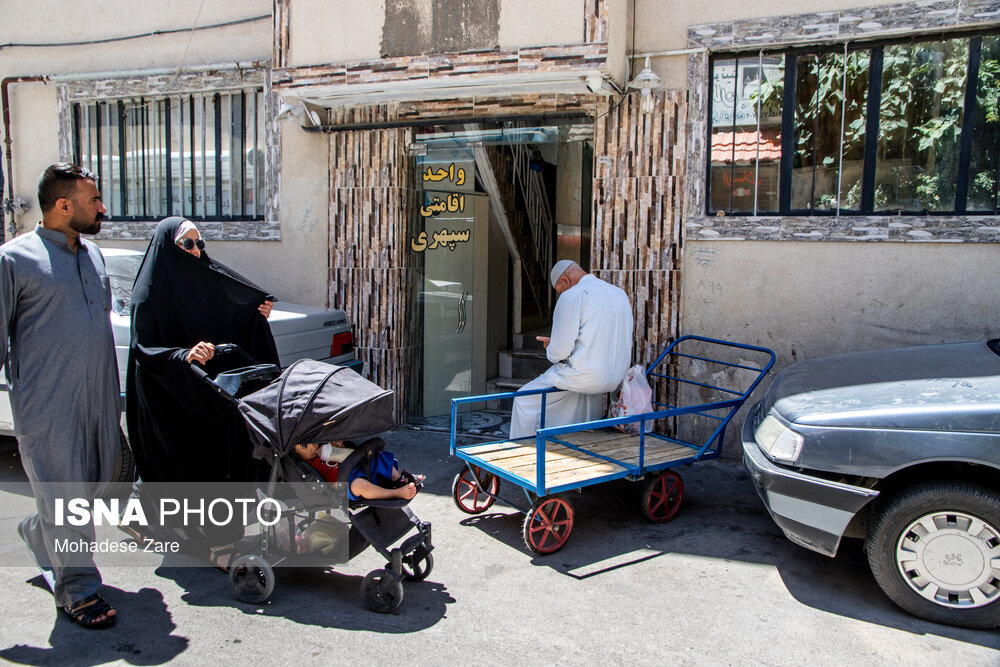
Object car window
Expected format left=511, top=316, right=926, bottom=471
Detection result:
left=105, top=254, right=143, bottom=315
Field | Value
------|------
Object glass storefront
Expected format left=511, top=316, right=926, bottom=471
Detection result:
left=406, top=121, right=592, bottom=430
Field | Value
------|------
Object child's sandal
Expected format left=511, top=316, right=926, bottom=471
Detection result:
left=395, top=470, right=426, bottom=489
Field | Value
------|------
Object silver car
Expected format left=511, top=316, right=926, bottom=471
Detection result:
left=743, top=340, right=1000, bottom=630
left=0, top=247, right=362, bottom=435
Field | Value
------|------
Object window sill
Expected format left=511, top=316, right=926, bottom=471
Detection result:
left=685, top=215, right=1000, bottom=243
left=96, top=220, right=281, bottom=242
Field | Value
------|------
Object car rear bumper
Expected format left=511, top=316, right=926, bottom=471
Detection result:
left=742, top=402, right=879, bottom=557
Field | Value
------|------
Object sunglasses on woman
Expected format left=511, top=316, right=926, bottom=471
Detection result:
left=178, top=238, right=206, bottom=251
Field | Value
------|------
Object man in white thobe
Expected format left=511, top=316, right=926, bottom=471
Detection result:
left=509, top=260, right=633, bottom=439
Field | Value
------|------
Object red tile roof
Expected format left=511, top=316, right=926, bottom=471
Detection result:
left=712, top=128, right=781, bottom=163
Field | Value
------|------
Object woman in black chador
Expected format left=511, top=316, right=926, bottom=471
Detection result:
left=126, top=217, right=278, bottom=554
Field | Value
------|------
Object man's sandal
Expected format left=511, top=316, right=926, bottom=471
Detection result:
left=118, top=523, right=159, bottom=546
left=64, top=593, right=116, bottom=629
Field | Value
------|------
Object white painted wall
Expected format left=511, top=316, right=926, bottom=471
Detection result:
left=288, top=0, right=386, bottom=66
left=498, top=0, right=586, bottom=49
left=1, top=1, right=273, bottom=77
left=682, top=240, right=1000, bottom=366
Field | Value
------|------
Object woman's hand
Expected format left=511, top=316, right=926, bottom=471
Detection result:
left=185, top=341, right=215, bottom=365
left=258, top=300, right=274, bottom=319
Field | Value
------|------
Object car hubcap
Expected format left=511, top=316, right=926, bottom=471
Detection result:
left=896, top=510, right=1000, bottom=608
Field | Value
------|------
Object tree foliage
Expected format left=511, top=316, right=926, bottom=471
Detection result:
left=749, top=34, right=1000, bottom=212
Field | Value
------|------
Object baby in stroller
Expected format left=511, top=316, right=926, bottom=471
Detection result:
left=216, top=357, right=433, bottom=612
left=293, top=438, right=424, bottom=500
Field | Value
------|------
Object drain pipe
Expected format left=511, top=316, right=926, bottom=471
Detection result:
left=2, top=76, right=45, bottom=240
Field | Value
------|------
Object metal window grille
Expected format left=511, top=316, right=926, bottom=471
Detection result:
left=707, top=31, right=1000, bottom=217
left=72, top=89, right=265, bottom=221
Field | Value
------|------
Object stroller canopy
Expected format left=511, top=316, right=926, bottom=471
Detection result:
left=239, top=359, right=395, bottom=457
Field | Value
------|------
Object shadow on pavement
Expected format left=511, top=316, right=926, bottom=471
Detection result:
left=436, top=445, right=1000, bottom=651
left=0, top=584, right=187, bottom=665
left=153, top=564, right=454, bottom=633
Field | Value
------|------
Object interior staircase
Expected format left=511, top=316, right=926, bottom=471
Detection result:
left=475, top=125, right=558, bottom=412
left=485, top=327, right=552, bottom=409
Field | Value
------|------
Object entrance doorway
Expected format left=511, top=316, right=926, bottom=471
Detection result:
left=406, top=120, right=594, bottom=431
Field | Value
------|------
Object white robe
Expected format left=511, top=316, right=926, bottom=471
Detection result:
left=510, top=274, right=633, bottom=439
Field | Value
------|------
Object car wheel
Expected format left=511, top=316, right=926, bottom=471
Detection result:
left=866, top=481, right=1000, bottom=629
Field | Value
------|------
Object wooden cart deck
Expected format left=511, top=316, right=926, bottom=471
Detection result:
left=458, top=429, right=699, bottom=490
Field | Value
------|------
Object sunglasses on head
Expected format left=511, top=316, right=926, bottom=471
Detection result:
left=178, top=238, right=206, bottom=251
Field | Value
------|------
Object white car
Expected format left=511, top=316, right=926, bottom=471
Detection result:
left=0, top=247, right=362, bottom=436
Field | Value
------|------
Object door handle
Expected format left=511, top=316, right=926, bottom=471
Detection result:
left=456, top=291, right=468, bottom=334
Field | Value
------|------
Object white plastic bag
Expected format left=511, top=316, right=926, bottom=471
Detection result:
left=609, top=364, right=654, bottom=434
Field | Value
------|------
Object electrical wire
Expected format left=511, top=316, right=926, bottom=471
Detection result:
left=0, top=14, right=268, bottom=50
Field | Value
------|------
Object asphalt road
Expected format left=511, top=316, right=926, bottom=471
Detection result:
left=0, top=430, right=997, bottom=666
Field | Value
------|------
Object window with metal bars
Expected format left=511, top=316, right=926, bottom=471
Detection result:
left=71, top=89, right=265, bottom=221
left=708, top=32, right=1000, bottom=216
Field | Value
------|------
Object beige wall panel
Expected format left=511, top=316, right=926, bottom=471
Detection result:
left=6, top=86, right=60, bottom=234
left=2, top=1, right=272, bottom=77
left=287, top=0, right=386, bottom=66
left=681, top=240, right=1000, bottom=365
left=498, top=0, right=587, bottom=49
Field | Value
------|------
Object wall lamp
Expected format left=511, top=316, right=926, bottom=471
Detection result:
left=629, top=57, right=661, bottom=114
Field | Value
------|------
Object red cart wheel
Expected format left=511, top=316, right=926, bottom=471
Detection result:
left=522, top=495, right=574, bottom=554
left=452, top=466, right=500, bottom=514
left=643, top=470, right=684, bottom=523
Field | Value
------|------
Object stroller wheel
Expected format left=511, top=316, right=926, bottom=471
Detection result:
left=229, top=554, right=275, bottom=604
left=361, top=568, right=404, bottom=613
left=401, top=551, right=434, bottom=582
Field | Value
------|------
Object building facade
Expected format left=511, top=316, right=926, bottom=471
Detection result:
left=3, top=0, right=1000, bottom=441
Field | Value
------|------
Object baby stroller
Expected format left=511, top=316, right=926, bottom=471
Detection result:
left=195, top=347, right=433, bottom=613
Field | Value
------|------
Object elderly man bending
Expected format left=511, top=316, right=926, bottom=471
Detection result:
left=509, top=260, right=634, bottom=439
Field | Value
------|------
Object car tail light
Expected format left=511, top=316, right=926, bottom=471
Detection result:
left=330, top=331, right=355, bottom=358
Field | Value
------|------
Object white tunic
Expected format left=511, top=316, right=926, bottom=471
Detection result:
left=510, top=274, right=633, bottom=439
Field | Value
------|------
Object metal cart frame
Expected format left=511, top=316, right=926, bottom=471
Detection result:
left=448, top=335, right=775, bottom=554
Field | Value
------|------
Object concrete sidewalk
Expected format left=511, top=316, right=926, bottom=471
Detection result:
left=0, top=428, right=997, bottom=665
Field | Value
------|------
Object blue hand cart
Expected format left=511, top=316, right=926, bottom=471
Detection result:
left=448, top=335, right=775, bottom=554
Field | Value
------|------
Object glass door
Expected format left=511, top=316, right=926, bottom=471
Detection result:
left=412, top=146, right=480, bottom=419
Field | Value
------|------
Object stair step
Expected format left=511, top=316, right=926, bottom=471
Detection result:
left=498, top=348, right=550, bottom=379
left=484, top=376, right=532, bottom=410
left=489, top=376, right=531, bottom=389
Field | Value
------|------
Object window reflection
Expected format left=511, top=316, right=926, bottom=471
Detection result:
left=707, top=32, right=1000, bottom=216
left=876, top=39, right=968, bottom=212
left=709, top=55, right=783, bottom=214
left=791, top=51, right=869, bottom=212
left=968, top=35, right=1000, bottom=213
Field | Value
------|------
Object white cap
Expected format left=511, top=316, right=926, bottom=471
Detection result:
left=550, top=259, right=575, bottom=288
